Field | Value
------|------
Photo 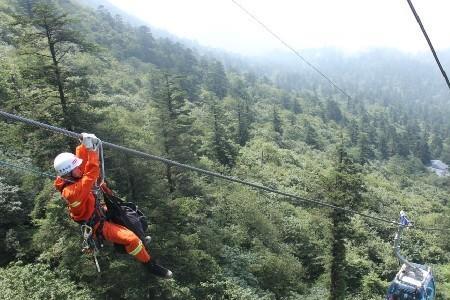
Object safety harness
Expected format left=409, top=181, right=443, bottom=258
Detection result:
left=78, top=187, right=106, bottom=272
left=72, top=141, right=149, bottom=272
left=58, top=176, right=106, bottom=272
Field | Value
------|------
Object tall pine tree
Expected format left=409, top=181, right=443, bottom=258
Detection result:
left=202, top=91, right=236, bottom=167
left=150, top=73, right=198, bottom=195
left=13, top=0, right=96, bottom=132
left=323, top=144, right=365, bottom=300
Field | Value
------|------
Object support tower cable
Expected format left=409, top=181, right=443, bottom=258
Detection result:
left=231, top=0, right=352, bottom=100
left=406, top=0, right=450, bottom=91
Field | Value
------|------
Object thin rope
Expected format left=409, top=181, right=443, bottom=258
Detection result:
left=0, top=110, right=448, bottom=232
left=230, top=0, right=352, bottom=100
left=0, top=159, right=56, bottom=179
left=406, top=0, right=450, bottom=91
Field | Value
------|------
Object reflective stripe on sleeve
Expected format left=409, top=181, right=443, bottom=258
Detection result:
left=129, top=241, right=143, bottom=256
left=69, top=201, right=81, bottom=208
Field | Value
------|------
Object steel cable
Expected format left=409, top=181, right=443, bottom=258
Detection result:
left=1, top=110, right=448, bottom=232
left=406, top=0, right=450, bottom=91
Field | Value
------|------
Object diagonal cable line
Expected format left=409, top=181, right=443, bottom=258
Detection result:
left=231, top=0, right=352, bottom=100
left=1, top=110, right=449, bottom=232
left=406, top=0, right=450, bottom=91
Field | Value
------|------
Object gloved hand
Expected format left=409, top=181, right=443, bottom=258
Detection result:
left=81, top=133, right=100, bottom=150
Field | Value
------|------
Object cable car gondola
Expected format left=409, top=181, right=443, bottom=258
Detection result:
left=386, top=212, right=436, bottom=300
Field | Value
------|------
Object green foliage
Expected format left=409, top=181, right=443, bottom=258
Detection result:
left=322, top=146, right=366, bottom=299
left=435, top=264, right=450, bottom=299
left=0, top=262, right=94, bottom=300
left=0, top=177, right=24, bottom=263
left=272, top=106, right=283, bottom=146
left=204, top=60, right=228, bottom=99
left=326, top=99, right=343, bottom=123
left=0, top=177, right=23, bottom=225
left=11, top=0, right=97, bottom=130
left=199, top=91, right=237, bottom=167
left=149, top=73, right=199, bottom=194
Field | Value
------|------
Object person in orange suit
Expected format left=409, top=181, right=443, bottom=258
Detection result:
left=53, top=133, right=172, bottom=278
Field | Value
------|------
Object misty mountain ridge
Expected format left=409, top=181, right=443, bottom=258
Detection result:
left=75, top=1, right=450, bottom=64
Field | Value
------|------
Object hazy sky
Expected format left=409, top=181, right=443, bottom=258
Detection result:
left=107, top=0, right=450, bottom=55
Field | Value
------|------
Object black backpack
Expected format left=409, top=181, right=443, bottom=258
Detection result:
left=103, top=192, right=148, bottom=242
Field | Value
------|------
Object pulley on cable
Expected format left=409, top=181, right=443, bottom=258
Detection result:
left=385, top=211, right=435, bottom=300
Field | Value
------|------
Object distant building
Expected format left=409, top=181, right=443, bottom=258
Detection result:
left=428, top=160, right=449, bottom=177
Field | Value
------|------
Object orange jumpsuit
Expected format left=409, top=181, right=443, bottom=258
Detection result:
left=54, top=144, right=150, bottom=263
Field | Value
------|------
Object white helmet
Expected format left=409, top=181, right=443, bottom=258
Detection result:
left=54, top=152, right=83, bottom=176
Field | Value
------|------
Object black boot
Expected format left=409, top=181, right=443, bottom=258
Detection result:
left=145, top=261, right=173, bottom=279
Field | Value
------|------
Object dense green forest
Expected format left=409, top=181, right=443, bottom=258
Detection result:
left=0, top=0, right=449, bottom=299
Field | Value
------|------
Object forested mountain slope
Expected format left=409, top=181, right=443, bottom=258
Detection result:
left=0, top=1, right=449, bottom=299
